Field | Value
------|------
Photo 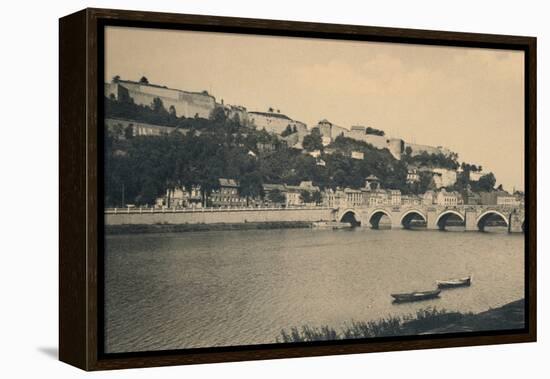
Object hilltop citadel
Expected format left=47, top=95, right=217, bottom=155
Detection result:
left=105, top=77, right=451, bottom=160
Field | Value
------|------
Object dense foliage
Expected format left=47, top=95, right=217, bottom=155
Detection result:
left=104, top=96, right=497, bottom=206
left=365, top=126, right=385, bottom=136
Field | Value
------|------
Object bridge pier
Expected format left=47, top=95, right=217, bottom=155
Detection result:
left=464, top=209, right=479, bottom=231
left=426, top=209, right=438, bottom=230
left=391, top=210, right=403, bottom=229
left=508, top=212, right=524, bottom=233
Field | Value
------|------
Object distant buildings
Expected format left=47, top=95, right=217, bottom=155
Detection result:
left=308, top=150, right=322, bottom=158
left=154, top=175, right=520, bottom=211
left=364, top=175, right=381, bottom=191
left=435, top=189, right=463, bottom=206
left=364, top=189, right=389, bottom=207
left=432, top=168, right=458, bottom=189
left=262, top=181, right=321, bottom=207
left=106, top=118, right=183, bottom=137
left=401, top=194, right=422, bottom=206
left=351, top=151, right=364, bottom=160
left=462, top=190, right=481, bottom=205
left=210, top=178, right=247, bottom=207
left=406, top=165, right=458, bottom=189
left=158, top=185, right=202, bottom=208
left=406, top=167, right=420, bottom=184
left=480, top=191, right=520, bottom=206
left=389, top=190, right=402, bottom=206
left=284, top=181, right=321, bottom=206
left=422, top=191, right=436, bottom=206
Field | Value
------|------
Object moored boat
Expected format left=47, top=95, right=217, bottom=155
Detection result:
left=436, top=276, right=472, bottom=289
left=390, top=289, right=441, bottom=303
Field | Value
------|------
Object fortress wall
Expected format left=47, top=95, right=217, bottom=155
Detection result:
left=121, top=82, right=181, bottom=100
left=225, top=107, right=250, bottom=125
left=105, top=82, right=117, bottom=98
left=249, top=114, right=307, bottom=135
left=105, top=208, right=334, bottom=225
left=106, top=82, right=216, bottom=119
left=317, top=123, right=332, bottom=138
left=387, top=138, right=404, bottom=159
left=330, top=125, right=347, bottom=139
left=126, top=90, right=215, bottom=119
left=352, top=133, right=387, bottom=149
left=405, top=142, right=450, bottom=157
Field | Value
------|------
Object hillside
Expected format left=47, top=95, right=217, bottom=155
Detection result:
left=104, top=96, right=495, bottom=207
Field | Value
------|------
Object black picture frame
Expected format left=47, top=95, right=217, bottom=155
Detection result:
left=59, top=8, right=537, bottom=371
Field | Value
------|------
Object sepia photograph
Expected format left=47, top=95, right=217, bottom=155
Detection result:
left=102, top=25, right=526, bottom=354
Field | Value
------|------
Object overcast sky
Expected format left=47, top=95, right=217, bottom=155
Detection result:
left=105, top=26, right=525, bottom=191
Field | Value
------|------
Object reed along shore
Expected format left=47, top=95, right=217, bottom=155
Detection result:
left=277, top=299, right=525, bottom=343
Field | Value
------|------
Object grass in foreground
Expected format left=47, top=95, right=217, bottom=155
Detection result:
left=276, top=300, right=524, bottom=343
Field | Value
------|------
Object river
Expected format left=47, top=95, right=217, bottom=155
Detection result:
left=104, top=227, right=525, bottom=353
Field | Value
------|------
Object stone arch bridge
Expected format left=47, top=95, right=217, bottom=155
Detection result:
left=334, top=205, right=525, bottom=233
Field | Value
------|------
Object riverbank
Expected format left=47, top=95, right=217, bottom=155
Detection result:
left=277, top=299, right=525, bottom=342
left=105, top=221, right=313, bottom=235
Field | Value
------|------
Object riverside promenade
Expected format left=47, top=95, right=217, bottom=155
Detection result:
left=105, top=204, right=525, bottom=233
left=105, top=206, right=333, bottom=226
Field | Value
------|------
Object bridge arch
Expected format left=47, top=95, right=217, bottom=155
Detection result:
left=435, top=210, right=465, bottom=230
left=368, top=209, right=392, bottom=229
left=400, top=209, right=427, bottom=229
left=476, top=210, right=509, bottom=231
left=339, top=209, right=362, bottom=226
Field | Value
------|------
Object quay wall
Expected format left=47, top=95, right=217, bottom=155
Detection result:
left=105, top=208, right=335, bottom=225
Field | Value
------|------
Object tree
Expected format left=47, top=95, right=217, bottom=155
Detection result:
left=417, top=171, right=436, bottom=193
left=281, top=125, right=294, bottom=137
left=169, top=105, right=177, bottom=118
left=210, top=107, right=227, bottom=123
left=366, top=126, right=385, bottom=136
left=151, top=97, right=166, bottom=114
left=302, top=128, right=323, bottom=151
left=124, top=124, right=134, bottom=140
left=139, top=76, right=149, bottom=84
left=474, top=173, right=496, bottom=192
left=405, top=146, right=413, bottom=156
left=239, top=172, right=263, bottom=205
left=311, top=190, right=322, bottom=205
left=300, top=190, right=313, bottom=203
left=267, top=189, right=286, bottom=204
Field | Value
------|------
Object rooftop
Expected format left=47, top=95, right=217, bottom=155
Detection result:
left=219, top=178, right=239, bottom=187
left=248, top=111, right=291, bottom=120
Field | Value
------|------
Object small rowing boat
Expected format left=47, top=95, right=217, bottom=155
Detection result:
left=436, top=276, right=472, bottom=289
left=390, top=289, right=441, bottom=303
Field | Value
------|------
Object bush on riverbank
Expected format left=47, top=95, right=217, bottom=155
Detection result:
left=276, top=300, right=524, bottom=343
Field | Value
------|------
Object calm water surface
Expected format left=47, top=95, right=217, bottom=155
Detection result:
left=104, top=227, right=524, bottom=353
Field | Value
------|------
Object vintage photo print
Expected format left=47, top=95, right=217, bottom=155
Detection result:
left=102, top=26, right=525, bottom=354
